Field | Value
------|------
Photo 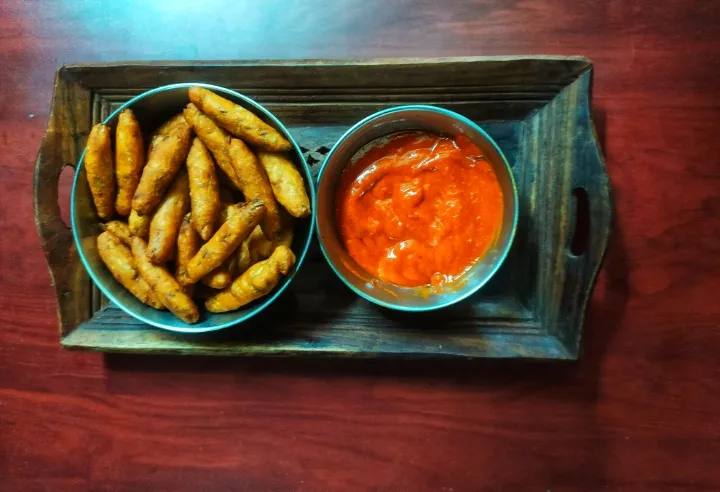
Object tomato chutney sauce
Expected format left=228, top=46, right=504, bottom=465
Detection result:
left=336, top=131, right=504, bottom=288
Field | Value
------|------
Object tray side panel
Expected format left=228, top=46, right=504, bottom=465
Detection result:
left=62, top=307, right=571, bottom=359
left=34, top=69, right=94, bottom=336
left=64, top=57, right=593, bottom=124
left=62, top=57, right=591, bottom=91
left=525, top=68, right=612, bottom=356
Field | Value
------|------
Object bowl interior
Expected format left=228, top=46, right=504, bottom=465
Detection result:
left=72, top=83, right=315, bottom=332
left=316, top=106, right=518, bottom=311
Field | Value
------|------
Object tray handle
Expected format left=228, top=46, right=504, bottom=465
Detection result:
left=34, top=70, right=92, bottom=336
left=571, top=116, right=613, bottom=267
left=561, top=106, right=614, bottom=354
left=35, top=131, right=74, bottom=252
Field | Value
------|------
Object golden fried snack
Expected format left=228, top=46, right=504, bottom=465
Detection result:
left=153, top=113, right=186, bottom=138
left=254, top=223, right=295, bottom=262
left=229, top=139, right=281, bottom=238
left=114, top=109, right=145, bottom=216
left=84, top=123, right=115, bottom=220
left=235, top=236, right=253, bottom=275
left=149, top=114, right=186, bottom=153
left=206, top=245, right=296, bottom=312
left=236, top=214, right=294, bottom=275
left=212, top=254, right=240, bottom=282
left=186, top=138, right=221, bottom=240
left=177, top=212, right=233, bottom=289
left=225, top=253, right=239, bottom=277
left=132, top=237, right=200, bottom=323
left=183, top=103, right=243, bottom=191
left=204, top=290, right=244, bottom=313
left=189, top=86, right=291, bottom=152
left=148, top=171, right=190, bottom=264
left=132, top=119, right=192, bottom=215
left=201, top=266, right=232, bottom=289
left=179, top=200, right=266, bottom=286
left=246, top=226, right=269, bottom=262
left=257, top=151, right=311, bottom=218
left=176, top=213, right=201, bottom=279
left=128, top=209, right=151, bottom=239
left=175, top=213, right=201, bottom=296
left=219, top=202, right=239, bottom=223
left=100, top=220, right=133, bottom=246
left=275, top=217, right=294, bottom=250
left=97, top=231, right=164, bottom=309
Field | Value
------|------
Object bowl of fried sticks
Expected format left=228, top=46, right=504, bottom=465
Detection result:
left=71, top=83, right=314, bottom=332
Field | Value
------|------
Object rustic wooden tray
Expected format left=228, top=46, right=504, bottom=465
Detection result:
left=34, top=57, right=612, bottom=359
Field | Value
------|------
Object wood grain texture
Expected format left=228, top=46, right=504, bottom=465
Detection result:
left=45, top=62, right=603, bottom=360
left=3, top=0, right=720, bottom=490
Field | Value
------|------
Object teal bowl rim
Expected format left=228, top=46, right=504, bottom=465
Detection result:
left=315, top=104, right=519, bottom=312
left=71, top=82, right=316, bottom=333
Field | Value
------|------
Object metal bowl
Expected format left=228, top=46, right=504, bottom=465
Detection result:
left=315, top=105, right=518, bottom=311
left=71, top=83, right=315, bottom=333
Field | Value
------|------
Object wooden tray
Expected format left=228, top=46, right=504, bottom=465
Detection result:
left=34, top=57, right=612, bottom=359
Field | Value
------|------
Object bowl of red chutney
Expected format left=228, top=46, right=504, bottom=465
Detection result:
left=316, top=105, right=518, bottom=311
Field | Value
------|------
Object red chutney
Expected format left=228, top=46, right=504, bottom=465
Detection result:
left=336, top=131, right=504, bottom=288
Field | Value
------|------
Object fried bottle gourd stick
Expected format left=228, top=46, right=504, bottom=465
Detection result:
left=219, top=201, right=242, bottom=223
left=183, top=103, right=243, bottom=191
left=128, top=210, right=151, bottom=239
left=153, top=113, right=186, bottom=138
left=132, top=119, right=192, bottom=215
left=97, top=231, right=164, bottom=309
left=206, top=245, right=296, bottom=313
left=225, top=254, right=239, bottom=277
left=186, top=138, right=221, bottom=241
left=245, top=226, right=269, bottom=264
left=114, top=109, right=145, bottom=216
left=237, top=213, right=294, bottom=275
left=100, top=220, right=133, bottom=246
left=177, top=211, right=233, bottom=289
left=274, top=219, right=294, bottom=250
left=201, top=264, right=233, bottom=289
left=229, top=139, right=282, bottom=239
left=251, top=216, right=295, bottom=262
left=148, top=170, right=189, bottom=264
left=84, top=123, right=115, bottom=220
left=235, top=235, right=253, bottom=276
left=132, top=237, right=200, bottom=323
left=176, top=214, right=201, bottom=280
left=201, top=208, right=242, bottom=286
left=179, top=200, right=266, bottom=286
left=175, top=213, right=201, bottom=296
left=188, top=86, right=291, bottom=152
left=257, top=152, right=311, bottom=218
left=204, top=290, right=243, bottom=313
left=149, top=113, right=186, bottom=153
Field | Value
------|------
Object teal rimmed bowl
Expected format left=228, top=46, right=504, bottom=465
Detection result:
left=315, top=105, right=518, bottom=312
left=71, top=83, right=315, bottom=333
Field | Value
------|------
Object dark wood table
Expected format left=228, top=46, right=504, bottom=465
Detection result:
left=2, top=1, right=719, bottom=490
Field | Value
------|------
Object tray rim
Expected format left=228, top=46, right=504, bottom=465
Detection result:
left=59, top=55, right=593, bottom=70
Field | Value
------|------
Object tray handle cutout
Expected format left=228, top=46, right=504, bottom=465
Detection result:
left=570, top=187, right=590, bottom=256
left=34, top=70, right=93, bottom=336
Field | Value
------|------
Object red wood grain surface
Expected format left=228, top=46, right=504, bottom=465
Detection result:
left=2, top=0, right=720, bottom=490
